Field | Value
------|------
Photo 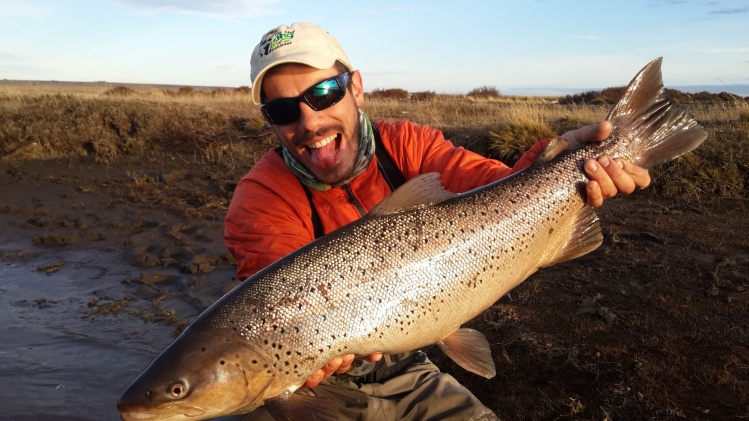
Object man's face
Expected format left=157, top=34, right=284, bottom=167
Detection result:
left=262, top=64, right=365, bottom=185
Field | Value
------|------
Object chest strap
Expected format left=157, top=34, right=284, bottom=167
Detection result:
left=373, top=125, right=406, bottom=193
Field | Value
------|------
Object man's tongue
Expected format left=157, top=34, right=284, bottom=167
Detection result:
left=308, top=137, right=339, bottom=171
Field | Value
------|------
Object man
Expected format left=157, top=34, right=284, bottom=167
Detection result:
left=224, top=22, right=650, bottom=421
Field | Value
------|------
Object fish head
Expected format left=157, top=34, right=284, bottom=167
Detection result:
left=118, top=327, right=277, bottom=421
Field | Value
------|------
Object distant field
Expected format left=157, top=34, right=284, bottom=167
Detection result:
left=1, top=80, right=747, bottom=201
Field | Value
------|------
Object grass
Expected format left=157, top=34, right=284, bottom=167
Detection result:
left=1, top=81, right=747, bottom=200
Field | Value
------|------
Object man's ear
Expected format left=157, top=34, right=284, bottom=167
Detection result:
left=350, top=70, right=365, bottom=107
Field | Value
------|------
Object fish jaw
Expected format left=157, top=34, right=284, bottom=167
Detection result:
left=118, top=403, right=205, bottom=420
left=118, top=327, right=277, bottom=421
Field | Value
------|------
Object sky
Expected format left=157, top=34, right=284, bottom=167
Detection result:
left=1, top=0, right=748, bottom=96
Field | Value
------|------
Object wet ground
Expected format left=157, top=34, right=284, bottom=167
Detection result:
left=1, top=156, right=747, bottom=420
left=0, top=157, right=237, bottom=420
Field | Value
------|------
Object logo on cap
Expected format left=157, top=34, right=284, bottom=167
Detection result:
left=259, top=29, right=295, bottom=57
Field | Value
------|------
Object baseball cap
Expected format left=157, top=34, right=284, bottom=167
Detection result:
left=250, top=22, right=353, bottom=105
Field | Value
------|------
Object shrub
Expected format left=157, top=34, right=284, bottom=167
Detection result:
left=177, top=86, right=195, bottom=96
left=104, top=86, right=137, bottom=96
left=467, top=86, right=501, bottom=99
left=560, top=87, right=746, bottom=106
left=559, top=86, right=626, bottom=105
left=411, top=91, right=437, bottom=102
left=367, top=88, right=409, bottom=100
left=211, top=88, right=231, bottom=97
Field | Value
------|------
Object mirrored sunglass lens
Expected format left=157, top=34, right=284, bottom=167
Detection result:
left=264, top=99, right=298, bottom=124
left=306, top=79, right=343, bottom=109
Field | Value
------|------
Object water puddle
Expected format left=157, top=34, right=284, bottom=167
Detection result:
left=0, top=243, right=228, bottom=420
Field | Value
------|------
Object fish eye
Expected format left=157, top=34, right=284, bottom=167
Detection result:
left=167, top=381, right=187, bottom=399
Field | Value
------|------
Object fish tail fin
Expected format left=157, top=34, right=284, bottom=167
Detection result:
left=607, top=57, right=707, bottom=168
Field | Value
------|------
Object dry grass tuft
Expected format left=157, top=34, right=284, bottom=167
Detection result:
left=488, top=120, right=557, bottom=162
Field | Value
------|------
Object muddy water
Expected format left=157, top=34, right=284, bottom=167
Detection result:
left=1, top=245, right=164, bottom=420
left=0, top=241, right=236, bottom=420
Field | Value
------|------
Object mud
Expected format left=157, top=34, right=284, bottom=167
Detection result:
left=0, top=156, right=747, bottom=420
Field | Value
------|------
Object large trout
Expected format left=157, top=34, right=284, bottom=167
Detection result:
left=118, top=58, right=707, bottom=420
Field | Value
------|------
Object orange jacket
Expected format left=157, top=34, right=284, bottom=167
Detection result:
left=224, top=120, right=549, bottom=281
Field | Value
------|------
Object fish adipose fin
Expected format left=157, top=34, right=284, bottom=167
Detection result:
left=370, top=172, right=457, bottom=216
left=543, top=206, right=603, bottom=268
left=607, top=57, right=707, bottom=168
left=261, top=390, right=338, bottom=421
left=437, top=328, right=497, bottom=379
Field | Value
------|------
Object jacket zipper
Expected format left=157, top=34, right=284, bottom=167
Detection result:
left=343, top=184, right=367, bottom=216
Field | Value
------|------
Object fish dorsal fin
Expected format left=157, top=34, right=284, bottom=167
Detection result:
left=369, top=172, right=457, bottom=216
left=261, top=391, right=338, bottom=421
left=436, top=328, right=496, bottom=379
left=542, top=206, right=603, bottom=268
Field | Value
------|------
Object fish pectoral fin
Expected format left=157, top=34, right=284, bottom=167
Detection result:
left=436, top=328, right=496, bottom=379
left=262, top=390, right=338, bottom=421
left=537, top=137, right=572, bottom=162
left=369, top=172, right=457, bottom=216
left=543, top=206, right=603, bottom=268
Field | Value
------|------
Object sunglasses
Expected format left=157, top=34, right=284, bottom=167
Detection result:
left=261, top=72, right=351, bottom=125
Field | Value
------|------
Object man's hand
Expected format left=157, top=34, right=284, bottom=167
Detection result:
left=302, top=352, right=383, bottom=389
left=562, top=121, right=651, bottom=207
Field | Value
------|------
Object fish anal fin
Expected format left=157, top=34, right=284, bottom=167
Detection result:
left=370, top=172, right=457, bottom=216
left=436, top=328, right=496, bottom=379
left=260, top=391, right=338, bottom=421
left=543, top=206, right=603, bottom=268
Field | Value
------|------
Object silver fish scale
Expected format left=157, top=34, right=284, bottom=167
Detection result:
left=208, top=142, right=614, bottom=385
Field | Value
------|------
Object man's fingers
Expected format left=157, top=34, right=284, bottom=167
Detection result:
left=563, top=121, right=613, bottom=146
left=585, top=180, right=604, bottom=208
left=362, top=352, right=383, bottom=362
left=619, top=159, right=651, bottom=188
left=585, top=158, right=617, bottom=200
left=601, top=156, right=636, bottom=195
left=335, top=354, right=356, bottom=374
left=302, top=352, right=383, bottom=389
left=322, top=356, right=343, bottom=376
left=303, top=369, right=325, bottom=389
left=584, top=157, right=651, bottom=207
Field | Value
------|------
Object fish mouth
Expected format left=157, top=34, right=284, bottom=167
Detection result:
left=118, top=403, right=205, bottom=420
left=120, top=412, right=171, bottom=420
